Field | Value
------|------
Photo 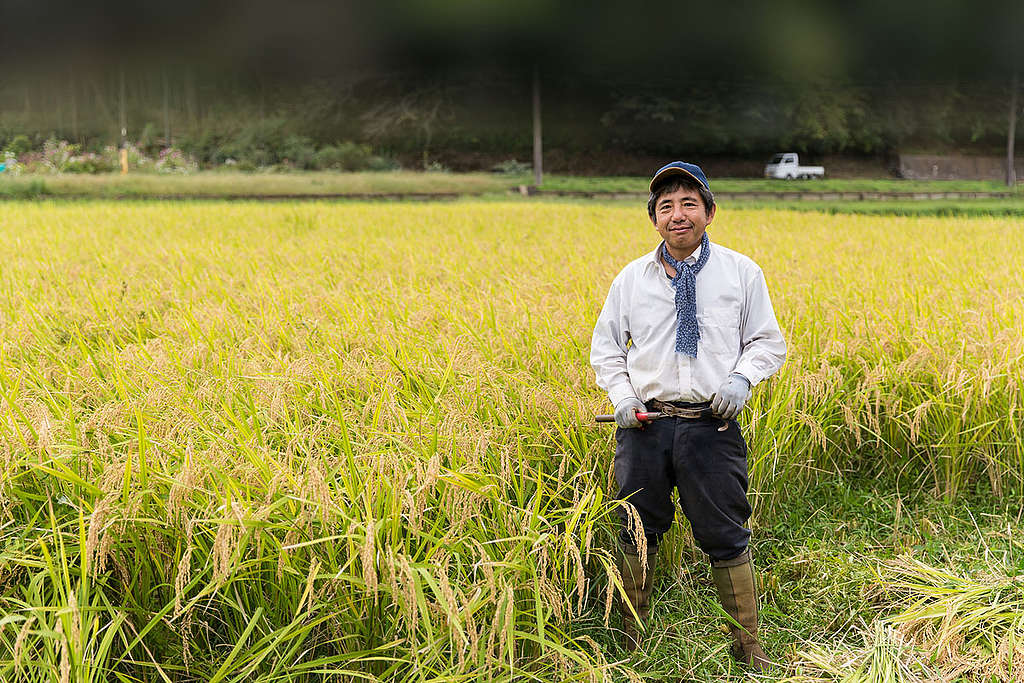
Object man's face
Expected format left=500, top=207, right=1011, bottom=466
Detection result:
left=652, top=186, right=715, bottom=257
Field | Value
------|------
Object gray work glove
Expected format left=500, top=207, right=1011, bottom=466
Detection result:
left=711, top=373, right=751, bottom=420
left=614, top=397, right=647, bottom=428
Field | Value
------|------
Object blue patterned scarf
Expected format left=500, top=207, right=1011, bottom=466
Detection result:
left=660, top=232, right=711, bottom=358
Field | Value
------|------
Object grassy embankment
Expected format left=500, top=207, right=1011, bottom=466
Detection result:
left=538, top=175, right=1023, bottom=195
left=728, top=199, right=1024, bottom=217
left=0, top=170, right=1021, bottom=199
left=539, top=176, right=1024, bottom=216
left=0, top=202, right=1021, bottom=681
left=4, top=171, right=1022, bottom=217
left=0, top=171, right=517, bottom=198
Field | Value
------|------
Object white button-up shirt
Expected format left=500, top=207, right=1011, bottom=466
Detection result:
left=590, top=240, right=787, bottom=406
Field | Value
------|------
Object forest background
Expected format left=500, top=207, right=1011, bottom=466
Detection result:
left=0, top=0, right=1021, bottom=176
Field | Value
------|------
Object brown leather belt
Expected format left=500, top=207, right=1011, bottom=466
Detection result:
left=647, top=399, right=715, bottom=420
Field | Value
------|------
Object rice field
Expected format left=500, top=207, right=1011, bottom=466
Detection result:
left=0, top=200, right=1022, bottom=681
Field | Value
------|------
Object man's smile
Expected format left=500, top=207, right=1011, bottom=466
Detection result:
left=653, top=186, right=712, bottom=259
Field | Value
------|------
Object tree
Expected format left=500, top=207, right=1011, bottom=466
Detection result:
left=532, top=64, right=542, bottom=187
left=361, top=84, right=454, bottom=169
left=1008, top=70, right=1018, bottom=187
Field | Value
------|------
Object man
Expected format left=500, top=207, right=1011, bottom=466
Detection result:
left=590, top=161, right=786, bottom=671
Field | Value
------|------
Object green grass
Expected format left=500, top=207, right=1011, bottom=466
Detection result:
left=491, top=193, right=1024, bottom=217
left=1, top=171, right=1021, bottom=200
left=725, top=198, right=1024, bottom=217
left=0, top=170, right=527, bottom=198
left=538, top=176, right=1023, bottom=194
left=628, top=479, right=1024, bottom=681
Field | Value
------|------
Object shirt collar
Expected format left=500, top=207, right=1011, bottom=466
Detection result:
left=649, top=240, right=704, bottom=270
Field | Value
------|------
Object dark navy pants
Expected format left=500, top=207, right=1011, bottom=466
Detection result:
left=614, top=413, right=752, bottom=563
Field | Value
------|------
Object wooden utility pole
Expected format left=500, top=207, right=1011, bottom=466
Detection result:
left=163, top=70, right=171, bottom=146
left=119, top=66, right=127, bottom=144
left=69, top=67, right=79, bottom=143
left=119, top=67, right=128, bottom=174
left=55, top=83, right=63, bottom=134
left=532, top=64, right=543, bottom=187
left=1008, top=70, right=1019, bottom=187
left=185, top=70, right=197, bottom=131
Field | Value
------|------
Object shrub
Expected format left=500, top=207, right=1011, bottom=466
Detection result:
left=311, top=142, right=399, bottom=171
left=1, top=151, right=24, bottom=175
left=42, top=138, right=77, bottom=172
left=179, top=129, right=228, bottom=166
left=280, top=134, right=316, bottom=169
left=65, top=153, right=114, bottom=174
left=7, top=134, right=32, bottom=156
left=366, top=154, right=400, bottom=171
left=311, top=142, right=371, bottom=170
left=490, top=159, right=532, bottom=174
left=97, top=143, right=153, bottom=172
left=137, top=122, right=163, bottom=155
left=13, top=139, right=105, bottom=174
left=209, top=119, right=314, bottom=168
left=154, top=147, right=199, bottom=174
left=125, top=142, right=152, bottom=169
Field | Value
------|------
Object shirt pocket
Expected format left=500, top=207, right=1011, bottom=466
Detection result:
left=698, top=305, right=742, bottom=358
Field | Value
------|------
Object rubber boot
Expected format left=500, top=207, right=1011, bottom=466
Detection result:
left=711, top=549, right=772, bottom=672
left=617, top=542, right=657, bottom=651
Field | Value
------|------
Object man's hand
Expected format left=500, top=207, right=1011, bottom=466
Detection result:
left=711, top=374, right=751, bottom=420
left=614, top=397, right=647, bottom=428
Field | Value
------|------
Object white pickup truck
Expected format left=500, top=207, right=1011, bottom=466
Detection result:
left=764, top=152, right=825, bottom=179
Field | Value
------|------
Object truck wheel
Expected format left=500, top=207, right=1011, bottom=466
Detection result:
left=785, top=174, right=794, bottom=180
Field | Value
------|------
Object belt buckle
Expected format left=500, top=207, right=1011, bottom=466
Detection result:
left=651, top=400, right=706, bottom=419
left=651, top=400, right=728, bottom=431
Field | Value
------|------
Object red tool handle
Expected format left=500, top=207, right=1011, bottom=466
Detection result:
left=595, top=412, right=661, bottom=423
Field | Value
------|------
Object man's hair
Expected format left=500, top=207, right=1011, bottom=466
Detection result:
left=647, top=176, right=715, bottom=221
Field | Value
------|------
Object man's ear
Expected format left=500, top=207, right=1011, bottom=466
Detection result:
left=706, top=204, right=717, bottom=224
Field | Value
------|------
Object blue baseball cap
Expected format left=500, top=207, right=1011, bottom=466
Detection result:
left=649, top=161, right=711, bottom=193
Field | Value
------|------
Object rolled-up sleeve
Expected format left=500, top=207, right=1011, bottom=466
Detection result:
left=732, top=267, right=787, bottom=387
left=590, top=275, right=639, bottom=406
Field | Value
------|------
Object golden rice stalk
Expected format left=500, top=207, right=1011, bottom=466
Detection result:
left=361, top=516, right=378, bottom=601
left=621, top=502, right=648, bottom=578
left=56, top=618, right=69, bottom=683
left=167, top=443, right=199, bottom=524
left=212, top=505, right=241, bottom=584
left=85, top=496, right=112, bottom=576
left=174, top=518, right=194, bottom=617
left=305, top=459, right=331, bottom=524
left=67, top=589, right=80, bottom=647
left=565, top=541, right=587, bottom=616
left=297, top=556, right=321, bottom=615
left=908, top=400, right=932, bottom=446
left=12, top=616, right=35, bottom=671
left=181, top=606, right=193, bottom=674
left=604, top=560, right=620, bottom=629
